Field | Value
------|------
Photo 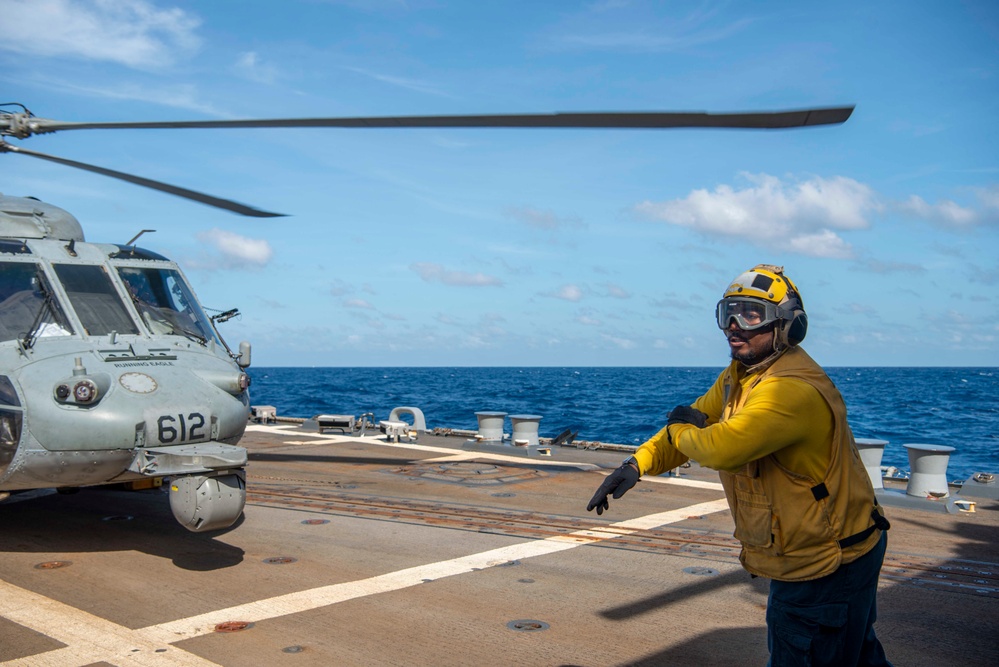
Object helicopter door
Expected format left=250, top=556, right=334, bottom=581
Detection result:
left=52, top=264, right=139, bottom=336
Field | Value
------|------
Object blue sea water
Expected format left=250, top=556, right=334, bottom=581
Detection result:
left=247, top=367, right=998, bottom=483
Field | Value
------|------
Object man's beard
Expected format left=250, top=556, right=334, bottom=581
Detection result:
left=728, top=331, right=776, bottom=367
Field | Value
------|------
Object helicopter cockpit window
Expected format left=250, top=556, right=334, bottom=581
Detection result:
left=116, top=267, right=218, bottom=344
left=0, top=240, right=32, bottom=255
left=0, top=262, right=74, bottom=342
left=109, top=245, right=169, bottom=261
left=0, top=376, right=20, bottom=407
left=52, top=264, right=140, bottom=336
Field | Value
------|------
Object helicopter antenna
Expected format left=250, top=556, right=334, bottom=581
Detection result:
left=125, top=229, right=156, bottom=246
left=0, top=102, right=32, bottom=115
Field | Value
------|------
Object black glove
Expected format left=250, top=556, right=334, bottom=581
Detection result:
left=667, top=405, right=708, bottom=428
left=586, top=460, right=640, bottom=515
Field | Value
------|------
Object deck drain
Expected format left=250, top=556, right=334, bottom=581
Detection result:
left=263, top=556, right=298, bottom=565
left=34, top=561, right=72, bottom=570
left=507, top=619, right=550, bottom=632
left=301, top=519, right=330, bottom=525
left=683, top=566, right=720, bottom=576
left=214, top=621, right=253, bottom=633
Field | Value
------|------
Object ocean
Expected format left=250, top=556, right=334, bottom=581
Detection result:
left=246, top=366, right=998, bottom=484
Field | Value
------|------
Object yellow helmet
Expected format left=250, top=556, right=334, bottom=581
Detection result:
left=716, top=264, right=807, bottom=348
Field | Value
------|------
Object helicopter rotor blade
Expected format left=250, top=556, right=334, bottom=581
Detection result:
left=0, top=105, right=854, bottom=216
left=0, top=143, right=285, bottom=218
left=13, top=107, right=854, bottom=135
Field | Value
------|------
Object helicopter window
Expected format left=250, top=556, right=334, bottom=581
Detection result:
left=0, top=261, right=74, bottom=342
left=53, top=264, right=140, bottom=336
left=109, top=245, right=169, bottom=261
left=0, top=409, right=21, bottom=453
left=0, top=376, right=20, bottom=407
left=116, top=267, right=218, bottom=343
left=0, top=240, right=31, bottom=255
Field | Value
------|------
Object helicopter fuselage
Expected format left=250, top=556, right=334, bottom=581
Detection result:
left=0, top=195, right=251, bottom=532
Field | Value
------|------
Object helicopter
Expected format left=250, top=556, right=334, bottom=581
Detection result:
left=0, top=103, right=854, bottom=532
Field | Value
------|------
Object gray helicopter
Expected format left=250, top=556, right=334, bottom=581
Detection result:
left=0, top=103, right=854, bottom=532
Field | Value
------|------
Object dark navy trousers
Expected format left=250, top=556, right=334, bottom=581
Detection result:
left=766, top=531, right=892, bottom=667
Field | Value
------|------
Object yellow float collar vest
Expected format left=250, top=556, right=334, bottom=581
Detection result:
left=719, top=347, right=888, bottom=581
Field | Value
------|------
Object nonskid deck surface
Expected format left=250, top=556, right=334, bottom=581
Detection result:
left=0, top=424, right=996, bottom=667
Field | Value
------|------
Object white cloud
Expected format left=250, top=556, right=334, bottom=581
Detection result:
left=785, top=230, right=854, bottom=258
left=898, top=195, right=979, bottom=227
left=37, top=78, right=227, bottom=115
left=855, top=258, right=926, bottom=275
left=235, top=51, right=279, bottom=84
left=329, top=279, right=352, bottom=297
left=575, top=307, right=602, bottom=326
left=342, top=66, right=455, bottom=99
left=543, top=284, right=585, bottom=302
left=977, top=185, right=999, bottom=215
left=505, top=206, right=586, bottom=231
left=544, top=5, right=754, bottom=54
left=197, top=228, right=273, bottom=268
left=601, top=283, right=631, bottom=299
left=343, top=298, right=375, bottom=310
left=601, top=333, right=636, bottom=349
left=410, top=262, right=503, bottom=287
left=0, top=0, right=202, bottom=68
left=635, top=173, right=880, bottom=258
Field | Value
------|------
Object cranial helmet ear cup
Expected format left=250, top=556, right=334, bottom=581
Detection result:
left=781, top=310, right=807, bottom=348
left=773, top=288, right=807, bottom=349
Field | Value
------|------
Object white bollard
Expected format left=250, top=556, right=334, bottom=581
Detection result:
left=854, top=438, right=889, bottom=490
left=475, top=411, right=507, bottom=442
left=903, top=443, right=955, bottom=498
left=510, top=414, right=542, bottom=447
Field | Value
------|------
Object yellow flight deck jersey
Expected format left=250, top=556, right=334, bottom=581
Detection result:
left=633, top=346, right=885, bottom=581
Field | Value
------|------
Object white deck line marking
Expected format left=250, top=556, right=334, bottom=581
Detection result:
left=141, top=539, right=582, bottom=643
left=249, top=426, right=599, bottom=469
left=590, top=471, right=725, bottom=493
left=0, top=582, right=219, bottom=667
left=609, top=499, right=731, bottom=531
left=644, top=476, right=725, bottom=491
left=1, top=497, right=728, bottom=667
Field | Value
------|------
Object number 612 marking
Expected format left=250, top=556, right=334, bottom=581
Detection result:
left=157, top=413, right=206, bottom=443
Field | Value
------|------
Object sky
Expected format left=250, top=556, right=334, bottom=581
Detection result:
left=1, top=0, right=997, bottom=367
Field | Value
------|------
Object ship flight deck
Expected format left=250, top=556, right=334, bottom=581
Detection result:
left=0, top=422, right=996, bottom=666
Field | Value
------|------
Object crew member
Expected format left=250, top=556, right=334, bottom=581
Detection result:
left=587, top=264, right=892, bottom=666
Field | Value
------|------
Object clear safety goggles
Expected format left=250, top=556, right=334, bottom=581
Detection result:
left=715, top=297, right=783, bottom=331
